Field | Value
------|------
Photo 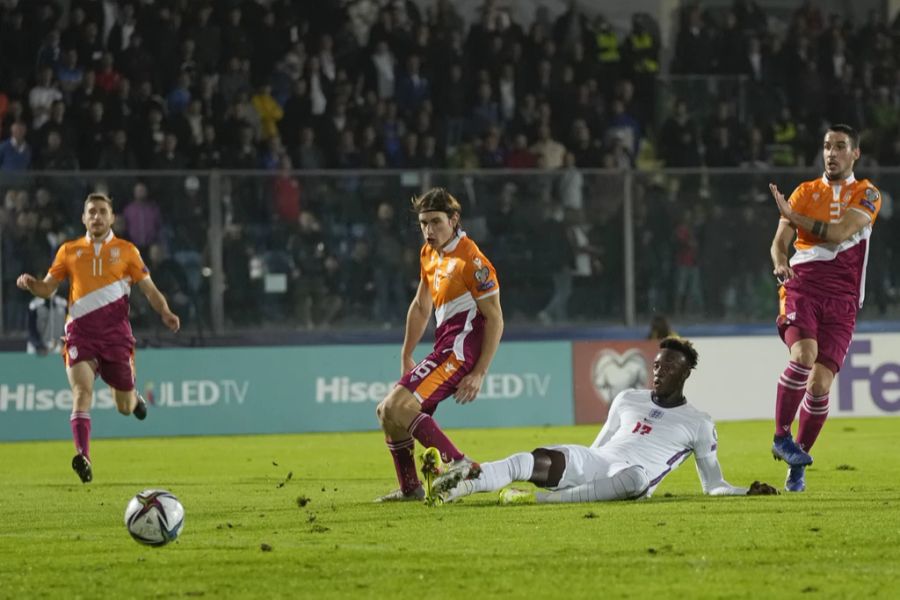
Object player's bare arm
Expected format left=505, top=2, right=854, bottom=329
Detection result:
left=400, top=278, right=433, bottom=375
left=770, top=183, right=871, bottom=244
left=769, top=218, right=796, bottom=282
left=136, top=277, right=181, bottom=332
left=454, top=293, right=503, bottom=404
left=16, top=273, right=61, bottom=299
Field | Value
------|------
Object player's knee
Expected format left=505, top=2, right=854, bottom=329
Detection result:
left=70, top=384, right=92, bottom=407
left=375, top=401, right=388, bottom=427
left=808, top=380, right=830, bottom=397
left=613, top=465, right=650, bottom=500
left=790, top=348, right=817, bottom=367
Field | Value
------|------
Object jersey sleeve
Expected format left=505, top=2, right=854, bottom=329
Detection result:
left=47, top=243, right=69, bottom=281
left=692, top=416, right=718, bottom=460
left=126, top=245, right=150, bottom=283
left=590, top=391, right=625, bottom=448
left=463, top=249, right=499, bottom=300
left=850, top=184, right=881, bottom=222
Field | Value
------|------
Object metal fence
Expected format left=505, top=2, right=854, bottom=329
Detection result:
left=2, top=167, right=898, bottom=342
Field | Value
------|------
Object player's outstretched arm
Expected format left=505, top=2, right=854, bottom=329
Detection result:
left=137, top=277, right=180, bottom=332
left=454, top=293, right=503, bottom=404
left=400, top=278, right=433, bottom=375
left=16, top=273, right=60, bottom=299
left=695, top=455, right=750, bottom=496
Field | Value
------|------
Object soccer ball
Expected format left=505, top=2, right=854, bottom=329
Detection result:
left=124, top=489, right=185, bottom=546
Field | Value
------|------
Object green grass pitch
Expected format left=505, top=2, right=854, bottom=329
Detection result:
left=1, top=418, right=898, bottom=599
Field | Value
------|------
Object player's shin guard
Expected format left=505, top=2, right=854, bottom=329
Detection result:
left=796, top=391, right=829, bottom=451
left=407, top=413, right=464, bottom=463
left=69, top=411, right=91, bottom=460
left=536, top=465, right=650, bottom=503
left=775, top=361, right=811, bottom=436
left=386, top=437, right=421, bottom=494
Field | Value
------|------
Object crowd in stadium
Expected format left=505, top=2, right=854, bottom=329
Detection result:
left=1, top=0, right=899, bottom=334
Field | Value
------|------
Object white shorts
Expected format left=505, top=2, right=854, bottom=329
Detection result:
left=543, top=444, right=632, bottom=490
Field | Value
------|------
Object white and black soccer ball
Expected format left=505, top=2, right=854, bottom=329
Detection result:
left=124, top=489, right=185, bottom=546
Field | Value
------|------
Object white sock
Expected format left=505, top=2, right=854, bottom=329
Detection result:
left=536, top=465, right=649, bottom=503
left=467, top=452, right=535, bottom=494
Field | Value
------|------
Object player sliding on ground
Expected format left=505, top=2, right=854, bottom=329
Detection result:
left=427, top=337, right=777, bottom=505
left=17, top=192, right=180, bottom=484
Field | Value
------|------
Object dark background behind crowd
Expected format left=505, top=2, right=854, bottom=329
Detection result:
left=1, top=0, right=899, bottom=341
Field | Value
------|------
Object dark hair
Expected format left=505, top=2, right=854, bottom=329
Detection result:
left=827, top=124, right=860, bottom=149
left=411, top=187, right=462, bottom=217
left=659, top=336, right=698, bottom=370
left=84, top=192, right=113, bottom=210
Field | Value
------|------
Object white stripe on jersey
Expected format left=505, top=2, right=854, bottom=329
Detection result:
left=68, top=278, right=131, bottom=321
left=789, top=225, right=871, bottom=267
left=450, top=306, right=477, bottom=361
left=434, top=291, right=476, bottom=327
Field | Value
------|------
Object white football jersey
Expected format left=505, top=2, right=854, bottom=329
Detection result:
left=590, top=389, right=718, bottom=495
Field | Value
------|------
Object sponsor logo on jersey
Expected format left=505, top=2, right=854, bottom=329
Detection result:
left=648, top=408, right=664, bottom=420
left=68, top=346, right=78, bottom=360
left=110, top=247, right=120, bottom=258
left=786, top=311, right=796, bottom=322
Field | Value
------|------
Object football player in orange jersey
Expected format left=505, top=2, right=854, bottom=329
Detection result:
left=767, top=124, right=881, bottom=492
left=17, top=193, right=180, bottom=483
left=374, top=188, right=504, bottom=502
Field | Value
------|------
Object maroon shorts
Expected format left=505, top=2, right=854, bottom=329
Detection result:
left=397, top=348, right=473, bottom=415
left=777, top=288, right=857, bottom=374
left=63, top=334, right=136, bottom=392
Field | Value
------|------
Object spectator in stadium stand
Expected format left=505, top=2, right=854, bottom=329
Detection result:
left=56, top=49, right=87, bottom=102
left=621, top=13, right=659, bottom=127
left=505, top=134, right=538, bottom=169
left=672, top=4, right=715, bottom=74
left=0, top=121, right=32, bottom=172
left=569, top=119, right=604, bottom=167
left=251, top=83, right=283, bottom=142
left=293, top=126, right=326, bottom=171
left=646, top=314, right=675, bottom=340
left=342, top=239, right=376, bottom=321
left=371, top=201, right=407, bottom=327
left=659, top=99, right=700, bottom=168
left=36, top=100, right=76, bottom=155
left=705, top=127, right=741, bottom=168
left=121, top=182, right=162, bottom=255
left=279, top=79, right=313, bottom=148
left=29, top=66, right=63, bottom=130
left=531, top=124, right=566, bottom=170
left=36, top=130, right=79, bottom=171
